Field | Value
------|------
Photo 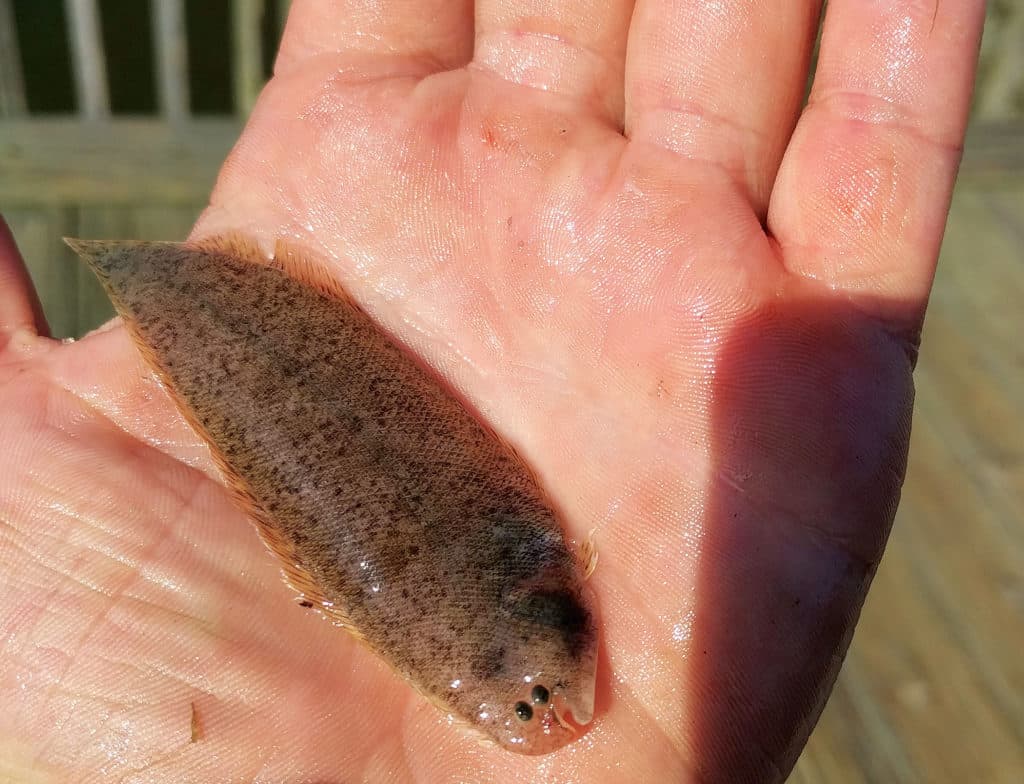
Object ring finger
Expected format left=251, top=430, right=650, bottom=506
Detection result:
left=625, top=1, right=823, bottom=214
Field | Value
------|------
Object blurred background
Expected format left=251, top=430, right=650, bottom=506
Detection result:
left=2, top=0, right=290, bottom=338
left=0, top=1, right=1021, bottom=781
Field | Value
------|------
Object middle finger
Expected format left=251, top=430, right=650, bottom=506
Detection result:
left=474, top=0, right=636, bottom=126
left=625, top=1, right=823, bottom=215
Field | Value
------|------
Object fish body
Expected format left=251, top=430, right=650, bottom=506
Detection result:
left=68, top=238, right=598, bottom=754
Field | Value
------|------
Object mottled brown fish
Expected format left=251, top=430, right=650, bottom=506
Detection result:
left=66, top=237, right=598, bottom=755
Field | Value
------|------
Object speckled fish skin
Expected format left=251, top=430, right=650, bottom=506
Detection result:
left=67, top=238, right=598, bottom=755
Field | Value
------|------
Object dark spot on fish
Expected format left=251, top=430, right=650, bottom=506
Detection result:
left=298, top=600, right=313, bottom=608
left=512, top=589, right=592, bottom=656
left=471, top=646, right=506, bottom=680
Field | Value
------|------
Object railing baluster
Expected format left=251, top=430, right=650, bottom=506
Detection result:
left=64, top=0, right=110, bottom=120
left=151, top=0, right=190, bottom=125
left=0, top=0, right=27, bottom=116
left=231, top=0, right=263, bottom=117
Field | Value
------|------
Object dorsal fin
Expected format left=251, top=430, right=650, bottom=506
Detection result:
left=194, top=233, right=360, bottom=307
left=193, top=232, right=271, bottom=267
left=270, top=237, right=360, bottom=306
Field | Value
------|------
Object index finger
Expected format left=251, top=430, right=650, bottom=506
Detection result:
left=768, top=0, right=986, bottom=328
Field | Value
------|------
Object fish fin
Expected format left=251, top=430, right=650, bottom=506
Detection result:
left=210, top=466, right=365, bottom=637
left=579, top=529, right=599, bottom=580
left=400, top=671, right=493, bottom=745
left=173, top=385, right=367, bottom=638
left=273, top=553, right=364, bottom=637
left=471, top=727, right=499, bottom=749
left=433, top=708, right=497, bottom=750
left=193, top=232, right=273, bottom=266
left=200, top=233, right=365, bottom=310
left=270, top=237, right=362, bottom=306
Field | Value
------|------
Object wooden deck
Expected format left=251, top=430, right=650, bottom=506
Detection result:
left=791, top=157, right=1024, bottom=783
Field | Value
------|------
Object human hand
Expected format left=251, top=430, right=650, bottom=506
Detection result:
left=0, top=1, right=985, bottom=781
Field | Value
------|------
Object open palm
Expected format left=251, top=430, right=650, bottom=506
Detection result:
left=0, top=2, right=983, bottom=782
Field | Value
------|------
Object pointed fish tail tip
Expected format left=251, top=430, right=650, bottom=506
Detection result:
left=564, top=656, right=597, bottom=726
left=566, top=689, right=594, bottom=726
left=63, top=236, right=123, bottom=260
left=64, top=237, right=123, bottom=276
left=63, top=236, right=98, bottom=255
left=63, top=237, right=166, bottom=282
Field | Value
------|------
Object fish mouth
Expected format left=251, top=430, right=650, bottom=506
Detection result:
left=556, top=654, right=596, bottom=727
left=552, top=682, right=594, bottom=729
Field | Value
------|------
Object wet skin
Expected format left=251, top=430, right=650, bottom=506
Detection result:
left=0, top=1, right=985, bottom=781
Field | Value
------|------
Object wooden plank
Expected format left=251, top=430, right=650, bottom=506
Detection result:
left=959, top=121, right=1024, bottom=181
left=133, top=204, right=201, bottom=241
left=0, top=0, right=27, bottom=116
left=64, top=0, right=110, bottom=120
left=5, top=207, right=80, bottom=339
left=231, top=0, right=264, bottom=117
left=0, top=118, right=239, bottom=205
left=151, top=0, right=190, bottom=125
left=927, top=188, right=1024, bottom=471
left=975, top=4, right=1024, bottom=121
left=884, top=414, right=1024, bottom=780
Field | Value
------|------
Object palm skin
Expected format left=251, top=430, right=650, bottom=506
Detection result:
left=0, top=2, right=984, bottom=782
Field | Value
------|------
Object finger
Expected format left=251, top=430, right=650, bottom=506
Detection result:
left=0, top=215, right=50, bottom=339
left=473, top=0, right=634, bottom=126
left=768, top=1, right=986, bottom=319
left=275, top=0, right=474, bottom=76
left=625, top=1, right=822, bottom=212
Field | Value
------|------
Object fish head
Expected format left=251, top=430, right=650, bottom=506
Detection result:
left=467, top=579, right=598, bottom=754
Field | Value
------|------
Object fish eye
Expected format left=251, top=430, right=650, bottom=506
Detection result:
left=531, top=684, right=550, bottom=705
left=514, top=701, right=533, bottom=721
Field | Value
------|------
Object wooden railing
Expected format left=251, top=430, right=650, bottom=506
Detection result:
left=0, top=0, right=1021, bottom=339
left=0, top=0, right=289, bottom=336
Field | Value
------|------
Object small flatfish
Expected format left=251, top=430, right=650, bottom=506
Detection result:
left=67, top=237, right=599, bottom=754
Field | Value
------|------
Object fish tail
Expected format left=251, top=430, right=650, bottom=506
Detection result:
left=64, top=238, right=177, bottom=283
